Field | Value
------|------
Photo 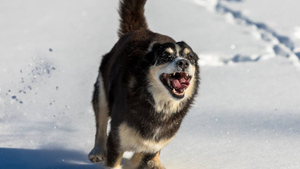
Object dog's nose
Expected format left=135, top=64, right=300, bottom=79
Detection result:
left=177, top=59, right=189, bottom=70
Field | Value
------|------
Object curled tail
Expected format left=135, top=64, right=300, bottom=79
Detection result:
left=118, top=0, right=148, bottom=38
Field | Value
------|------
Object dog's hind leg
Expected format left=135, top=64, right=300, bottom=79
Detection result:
left=89, top=73, right=109, bottom=163
left=136, top=152, right=165, bottom=169
left=123, top=152, right=165, bottom=169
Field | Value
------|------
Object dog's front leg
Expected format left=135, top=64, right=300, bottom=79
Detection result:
left=88, top=110, right=108, bottom=163
left=89, top=75, right=109, bottom=163
left=106, top=131, right=124, bottom=169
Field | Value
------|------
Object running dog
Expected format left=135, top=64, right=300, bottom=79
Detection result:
left=88, top=0, right=200, bottom=168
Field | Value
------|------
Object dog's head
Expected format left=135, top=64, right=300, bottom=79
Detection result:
left=144, top=41, right=199, bottom=113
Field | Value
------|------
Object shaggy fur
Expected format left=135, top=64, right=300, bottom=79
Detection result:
left=88, top=0, right=200, bottom=168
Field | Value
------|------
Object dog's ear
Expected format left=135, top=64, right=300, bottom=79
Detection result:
left=148, top=42, right=161, bottom=52
left=144, top=51, right=156, bottom=65
left=176, top=41, right=199, bottom=61
left=145, top=42, right=178, bottom=65
left=148, top=42, right=176, bottom=54
left=144, top=42, right=160, bottom=65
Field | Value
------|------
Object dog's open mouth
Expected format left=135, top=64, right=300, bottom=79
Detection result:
left=160, top=72, right=192, bottom=99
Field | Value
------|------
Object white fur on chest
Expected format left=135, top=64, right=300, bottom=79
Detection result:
left=118, top=123, right=173, bottom=153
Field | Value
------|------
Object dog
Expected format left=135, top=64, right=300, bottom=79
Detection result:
left=88, top=0, right=200, bottom=168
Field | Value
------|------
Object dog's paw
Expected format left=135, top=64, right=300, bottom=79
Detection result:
left=145, top=160, right=166, bottom=169
left=88, top=146, right=106, bottom=163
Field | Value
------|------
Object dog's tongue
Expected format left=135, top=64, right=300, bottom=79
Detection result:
left=171, top=77, right=189, bottom=89
left=172, top=79, right=181, bottom=89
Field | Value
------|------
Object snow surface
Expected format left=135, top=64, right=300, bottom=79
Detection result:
left=1, top=0, right=300, bottom=168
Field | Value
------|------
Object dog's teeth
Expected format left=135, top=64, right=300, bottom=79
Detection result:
left=167, top=79, right=171, bottom=86
left=172, top=88, right=185, bottom=96
left=186, top=73, right=188, bottom=77
left=173, top=72, right=176, bottom=76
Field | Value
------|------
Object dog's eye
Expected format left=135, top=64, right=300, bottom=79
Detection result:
left=185, top=54, right=197, bottom=64
left=162, top=51, right=171, bottom=57
left=186, top=54, right=191, bottom=59
left=159, top=52, right=175, bottom=63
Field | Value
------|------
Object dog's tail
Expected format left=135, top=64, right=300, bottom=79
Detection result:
left=118, top=0, right=148, bottom=38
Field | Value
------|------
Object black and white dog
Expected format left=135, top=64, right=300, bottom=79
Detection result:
left=88, top=0, right=199, bottom=168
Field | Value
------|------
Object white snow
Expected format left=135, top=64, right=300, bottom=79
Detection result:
left=1, top=0, right=300, bottom=169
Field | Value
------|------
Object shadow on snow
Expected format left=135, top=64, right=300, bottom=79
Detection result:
left=0, top=148, right=104, bottom=169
